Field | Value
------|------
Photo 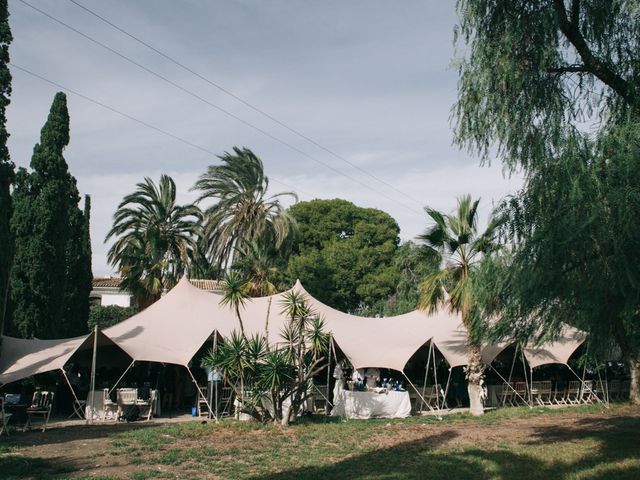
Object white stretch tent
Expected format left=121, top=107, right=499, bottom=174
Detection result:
left=0, top=330, right=122, bottom=386
left=104, top=276, right=225, bottom=366
left=0, top=277, right=586, bottom=387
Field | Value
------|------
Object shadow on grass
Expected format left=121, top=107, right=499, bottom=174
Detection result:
left=2, top=420, right=158, bottom=448
left=252, top=415, right=640, bottom=480
left=0, top=454, right=74, bottom=480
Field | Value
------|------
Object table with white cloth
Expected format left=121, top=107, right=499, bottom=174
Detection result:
left=331, top=390, right=411, bottom=419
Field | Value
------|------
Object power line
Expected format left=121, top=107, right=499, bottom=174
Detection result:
left=18, top=0, right=423, bottom=216
left=9, top=62, right=311, bottom=197
left=67, top=0, right=425, bottom=208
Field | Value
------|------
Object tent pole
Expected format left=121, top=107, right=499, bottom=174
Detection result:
left=213, top=333, right=218, bottom=422
left=420, top=342, right=433, bottom=413
left=520, top=350, right=532, bottom=408
left=488, top=364, right=530, bottom=406
left=431, top=342, right=440, bottom=410
left=566, top=364, right=607, bottom=407
left=186, top=366, right=213, bottom=418
left=109, top=360, right=135, bottom=395
left=87, top=326, right=99, bottom=425
left=441, top=368, right=452, bottom=410
left=401, top=371, right=439, bottom=419
left=61, top=368, right=83, bottom=419
left=325, top=334, right=332, bottom=415
left=503, top=344, right=518, bottom=406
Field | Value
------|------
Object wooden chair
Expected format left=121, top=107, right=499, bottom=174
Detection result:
left=136, top=390, right=157, bottom=421
left=566, top=381, right=582, bottom=404
left=25, top=391, right=54, bottom=432
left=621, top=380, right=631, bottom=400
left=312, top=384, right=329, bottom=414
left=512, top=382, right=528, bottom=406
left=102, top=389, right=118, bottom=421
left=197, top=386, right=209, bottom=417
left=580, top=380, right=595, bottom=404
left=498, top=383, right=514, bottom=407
left=531, top=381, right=553, bottom=406
left=0, top=397, right=12, bottom=436
left=608, top=380, right=621, bottom=401
left=116, top=388, right=138, bottom=419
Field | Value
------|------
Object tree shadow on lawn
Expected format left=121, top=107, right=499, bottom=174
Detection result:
left=0, top=454, right=76, bottom=480
left=3, top=420, right=158, bottom=448
left=252, top=416, right=640, bottom=480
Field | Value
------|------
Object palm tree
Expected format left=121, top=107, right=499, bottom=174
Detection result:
left=192, top=147, right=297, bottom=271
left=105, top=174, right=202, bottom=305
left=417, top=195, right=501, bottom=416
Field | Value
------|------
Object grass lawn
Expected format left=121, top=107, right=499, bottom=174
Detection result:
left=1, top=403, right=639, bottom=479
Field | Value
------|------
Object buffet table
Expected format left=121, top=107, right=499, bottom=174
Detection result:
left=331, top=390, right=411, bottom=419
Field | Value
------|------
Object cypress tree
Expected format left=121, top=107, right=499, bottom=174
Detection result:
left=0, top=0, right=13, bottom=344
left=63, top=194, right=92, bottom=336
left=9, top=92, right=80, bottom=338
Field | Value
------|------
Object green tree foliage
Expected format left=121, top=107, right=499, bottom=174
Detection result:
left=87, top=304, right=138, bottom=330
left=106, top=174, right=202, bottom=306
left=453, top=1, right=640, bottom=403
left=381, top=241, right=439, bottom=316
left=417, top=195, right=501, bottom=416
left=63, top=194, right=93, bottom=336
left=9, top=93, right=90, bottom=338
left=192, top=147, right=297, bottom=271
left=0, top=0, right=12, bottom=344
left=454, top=0, right=640, bottom=170
left=286, top=199, right=400, bottom=314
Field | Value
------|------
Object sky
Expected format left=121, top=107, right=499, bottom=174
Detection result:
left=6, top=0, right=522, bottom=276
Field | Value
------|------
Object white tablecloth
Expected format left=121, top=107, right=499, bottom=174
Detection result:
left=486, top=385, right=502, bottom=407
left=331, top=390, right=411, bottom=419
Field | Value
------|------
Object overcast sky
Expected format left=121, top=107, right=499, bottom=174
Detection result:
left=6, top=0, right=521, bottom=276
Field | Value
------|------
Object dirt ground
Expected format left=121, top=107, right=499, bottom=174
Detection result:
left=2, top=405, right=640, bottom=479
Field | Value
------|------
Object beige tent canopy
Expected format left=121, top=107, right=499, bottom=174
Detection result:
left=104, top=276, right=225, bottom=366
left=523, top=326, right=586, bottom=368
left=0, top=330, right=121, bottom=386
left=0, top=277, right=587, bottom=386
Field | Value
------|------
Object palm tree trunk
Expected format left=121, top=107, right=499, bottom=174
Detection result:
left=466, top=340, right=485, bottom=416
left=630, top=358, right=640, bottom=405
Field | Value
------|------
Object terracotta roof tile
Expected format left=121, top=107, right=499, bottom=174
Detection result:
left=92, top=277, right=222, bottom=292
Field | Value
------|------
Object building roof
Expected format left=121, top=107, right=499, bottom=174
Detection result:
left=92, top=277, right=223, bottom=293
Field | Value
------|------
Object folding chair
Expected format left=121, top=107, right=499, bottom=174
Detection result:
left=513, top=382, right=528, bottom=406
left=102, top=389, right=119, bottom=421
left=532, top=381, right=553, bottom=406
left=197, top=386, right=209, bottom=417
left=608, top=380, right=621, bottom=401
left=312, top=384, right=329, bottom=414
left=498, top=383, right=513, bottom=406
left=0, top=397, right=13, bottom=436
left=566, top=381, right=581, bottom=404
left=116, top=388, right=138, bottom=420
left=67, top=398, right=86, bottom=420
left=580, top=380, right=595, bottom=404
left=136, top=390, right=157, bottom=421
left=25, top=391, right=54, bottom=432
left=621, top=380, right=631, bottom=400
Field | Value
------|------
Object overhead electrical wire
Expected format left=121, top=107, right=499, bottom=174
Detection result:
left=67, top=0, right=425, bottom=208
left=17, top=0, right=424, bottom=216
left=9, top=62, right=311, bottom=196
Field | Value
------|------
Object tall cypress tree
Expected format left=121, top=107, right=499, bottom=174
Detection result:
left=63, top=194, right=92, bottom=336
left=0, top=0, right=13, bottom=345
left=9, top=92, right=81, bottom=338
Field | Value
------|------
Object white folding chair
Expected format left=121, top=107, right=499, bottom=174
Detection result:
left=566, top=381, right=581, bottom=404
left=0, top=397, right=13, bottom=436
left=25, top=391, right=54, bottom=432
left=102, top=389, right=118, bottom=421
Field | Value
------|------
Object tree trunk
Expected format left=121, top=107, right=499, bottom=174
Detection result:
left=630, top=358, right=640, bottom=405
left=466, top=341, right=485, bottom=416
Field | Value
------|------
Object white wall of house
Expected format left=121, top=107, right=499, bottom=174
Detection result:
left=100, top=293, right=132, bottom=307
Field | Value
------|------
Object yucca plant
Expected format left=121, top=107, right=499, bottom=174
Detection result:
left=202, top=290, right=329, bottom=425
